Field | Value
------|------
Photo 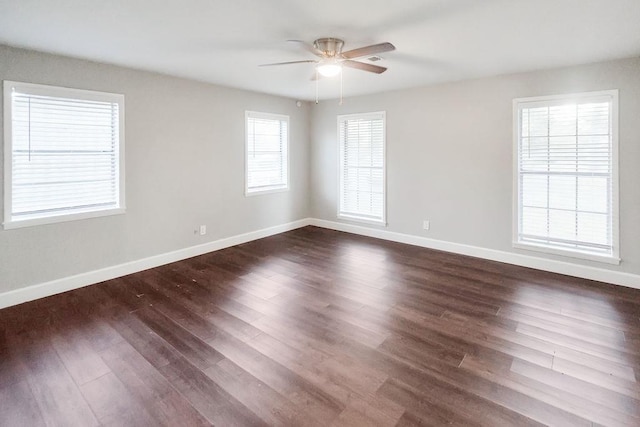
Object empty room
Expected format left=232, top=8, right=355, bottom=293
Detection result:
left=1, top=0, right=640, bottom=425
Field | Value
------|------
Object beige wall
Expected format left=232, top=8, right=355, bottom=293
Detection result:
left=0, top=45, right=311, bottom=293
left=310, top=57, right=640, bottom=276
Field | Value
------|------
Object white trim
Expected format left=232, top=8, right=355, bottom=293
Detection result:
left=2, top=80, right=126, bottom=229
left=0, top=219, right=311, bottom=309
left=512, top=242, right=620, bottom=265
left=513, top=90, right=619, bottom=106
left=245, top=187, right=289, bottom=197
left=244, top=110, right=290, bottom=196
left=337, top=111, right=387, bottom=224
left=3, top=217, right=639, bottom=310
left=336, top=213, right=387, bottom=227
left=611, top=90, right=620, bottom=261
left=3, top=207, right=126, bottom=230
left=309, top=218, right=640, bottom=290
left=512, top=89, right=619, bottom=263
left=3, top=81, right=13, bottom=228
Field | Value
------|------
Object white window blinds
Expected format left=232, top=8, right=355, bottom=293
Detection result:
left=338, top=112, right=386, bottom=223
left=245, top=111, right=289, bottom=194
left=4, top=81, right=125, bottom=228
left=514, top=91, right=618, bottom=261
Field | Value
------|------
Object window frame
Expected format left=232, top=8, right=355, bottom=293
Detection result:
left=3, top=80, right=126, bottom=230
left=337, top=111, right=387, bottom=226
left=244, top=111, right=289, bottom=196
left=512, top=90, right=620, bottom=264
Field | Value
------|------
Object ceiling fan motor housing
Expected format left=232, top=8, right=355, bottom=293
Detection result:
left=259, top=38, right=393, bottom=76
left=314, top=38, right=344, bottom=57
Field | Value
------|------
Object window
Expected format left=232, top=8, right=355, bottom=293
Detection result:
left=245, top=111, right=289, bottom=195
left=513, top=90, right=619, bottom=263
left=338, top=112, right=386, bottom=224
left=3, top=81, right=125, bottom=229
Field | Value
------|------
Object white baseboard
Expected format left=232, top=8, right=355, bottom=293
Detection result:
left=0, top=218, right=312, bottom=309
left=309, top=218, right=640, bottom=290
left=2, top=216, right=638, bottom=310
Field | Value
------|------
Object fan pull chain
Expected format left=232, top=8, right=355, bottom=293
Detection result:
left=339, top=69, right=343, bottom=106
left=315, top=69, right=319, bottom=104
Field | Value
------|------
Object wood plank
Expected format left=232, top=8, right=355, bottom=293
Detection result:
left=0, top=380, right=46, bottom=427
left=79, top=372, right=159, bottom=426
left=159, top=355, right=268, bottom=426
left=99, top=340, right=212, bottom=426
left=132, top=306, right=225, bottom=371
left=11, top=329, right=100, bottom=426
left=204, top=358, right=320, bottom=426
left=1, top=226, right=639, bottom=426
left=460, top=353, right=640, bottom=426
left=207, top=329, right=345, bottom=423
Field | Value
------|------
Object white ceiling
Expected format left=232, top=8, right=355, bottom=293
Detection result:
left=1, top=0, right=639, bottom=101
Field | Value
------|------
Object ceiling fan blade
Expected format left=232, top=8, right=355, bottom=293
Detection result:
left=341, top=42, right=395, bottom=59
left=287, top=39, right=324, bottom=57
left=259, top=60, right=317, bottom=67
left=342, top=60, right=387, bottom=74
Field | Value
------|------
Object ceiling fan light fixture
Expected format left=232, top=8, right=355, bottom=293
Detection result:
left=316, top=62, right=342, bottom=77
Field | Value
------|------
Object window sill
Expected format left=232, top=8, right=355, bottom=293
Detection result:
left=512, top=242, right=620, bottom=265
left=337, top=213, right=387, bottom=227
left=245, top=186, right=289, bottom=197
left=3, top=207, right=126, bottom=230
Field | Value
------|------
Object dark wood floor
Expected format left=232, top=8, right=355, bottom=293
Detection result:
left=1, top=226, right=639, bottom=426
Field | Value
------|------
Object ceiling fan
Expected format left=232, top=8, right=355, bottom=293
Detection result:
left=260, top=38, right=396, bottom=78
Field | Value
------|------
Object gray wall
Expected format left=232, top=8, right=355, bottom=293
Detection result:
left=0, top=45, right=311, bottom=293
left=2, top=45, right=638, bottom=296
left=310, top=57, right=640, bottom=276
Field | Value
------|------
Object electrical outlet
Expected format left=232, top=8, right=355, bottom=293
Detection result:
left=423, top=220, right=430, bottom=230
left=199, top=225, right=207, bottom=235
